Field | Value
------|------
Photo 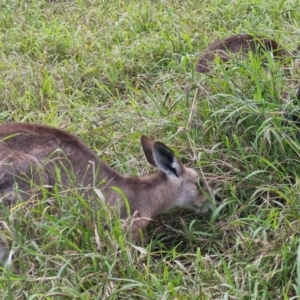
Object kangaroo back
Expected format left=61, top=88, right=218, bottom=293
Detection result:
left=0, top=122, right=116, bottom=205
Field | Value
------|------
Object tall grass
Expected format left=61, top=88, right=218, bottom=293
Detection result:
left=0, top=0, right=300, bottom=299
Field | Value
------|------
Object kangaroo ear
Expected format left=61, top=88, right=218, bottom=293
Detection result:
left=153, top=142, right=182, bottom=177
left=141, top=136, right=157, bottom=167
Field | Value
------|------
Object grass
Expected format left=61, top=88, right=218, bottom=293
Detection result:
left=0, top=0, right=300, bottom=299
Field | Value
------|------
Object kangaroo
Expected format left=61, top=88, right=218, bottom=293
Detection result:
left=195, top=33, right=290, bottom=73
left=0, top=122, right=213, bottom=261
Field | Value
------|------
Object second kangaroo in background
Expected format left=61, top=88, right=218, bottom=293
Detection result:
left=195, top=33, right=292, bottom=73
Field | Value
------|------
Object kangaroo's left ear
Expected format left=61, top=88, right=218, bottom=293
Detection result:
left=141, top=136, right=157, bottom=167
left=153, top=142, right=182, bottom=177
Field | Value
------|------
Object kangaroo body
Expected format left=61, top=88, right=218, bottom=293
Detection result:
left=195, top=33, right=288, bottom=73
left=0, top=122, right=212, bottom=260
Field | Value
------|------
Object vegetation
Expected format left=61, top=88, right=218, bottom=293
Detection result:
left=0, top=0, right=300, bottom=299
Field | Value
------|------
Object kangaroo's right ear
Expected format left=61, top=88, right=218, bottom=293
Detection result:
left=153, top=142, right=182, bottom=177
left=141, top=136, right=157, bottom=167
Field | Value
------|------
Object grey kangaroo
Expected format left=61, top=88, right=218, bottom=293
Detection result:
left=195, top=33, right=289, bottom=73
left=0, top=122, right=213, bottom=261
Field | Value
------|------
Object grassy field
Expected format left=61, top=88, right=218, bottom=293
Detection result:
left=1, top=0, right=300, bottom=299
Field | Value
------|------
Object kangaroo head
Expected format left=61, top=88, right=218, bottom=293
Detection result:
left=141, top=136, right=212, bottom=214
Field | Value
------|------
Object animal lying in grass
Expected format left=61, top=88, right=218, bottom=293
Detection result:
left=195, top=33, right=290, bottom=73
left=0, top=122, right=214, bottom=261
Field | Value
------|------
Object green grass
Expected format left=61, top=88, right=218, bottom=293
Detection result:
left=1, top=0, right=300, bottom=299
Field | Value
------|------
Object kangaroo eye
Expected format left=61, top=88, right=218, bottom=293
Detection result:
left=197, top=180, right=205, bottom=189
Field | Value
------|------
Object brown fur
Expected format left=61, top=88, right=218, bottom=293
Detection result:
left=0, top=122, right=213, bottom=248
left=195, top=33, right=289, bottom=73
